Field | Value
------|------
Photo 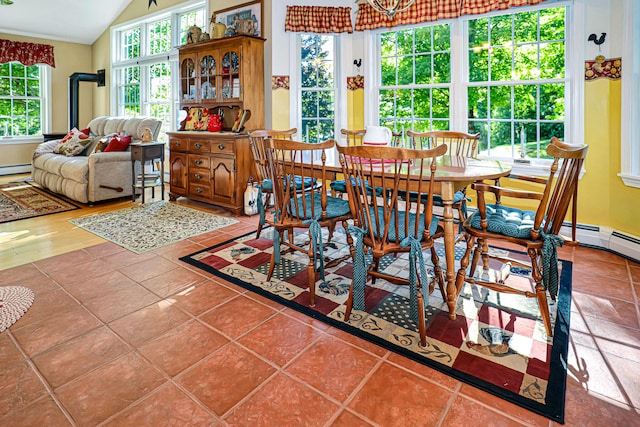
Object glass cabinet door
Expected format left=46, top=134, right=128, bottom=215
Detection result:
left=220, top=49, right=241, bottom=101
left=180, top=56, right=197, bottom=103
left=199, top=54, right=217, bottom=102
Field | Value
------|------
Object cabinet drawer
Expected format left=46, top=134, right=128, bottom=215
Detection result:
left=189, top=169, right=210, bottom=184
left=188, top=140, right=210, bottom=153
left=189, top=183, right=211, bottom=198
left=169, top=139, right=187, bottom=151
left=189, top=155, right=210, bottom=169
left=210, top=140, right=234, bottom=155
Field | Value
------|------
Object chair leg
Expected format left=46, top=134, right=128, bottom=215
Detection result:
left=345, top=280, right=355, bottom=320
left=536, top=283, right=553, bottom=337
left=429, top=246, right=446, bottom=300
left=307, top=245, right=316, bottom=307
left=417, top=290, right=427, bottom=347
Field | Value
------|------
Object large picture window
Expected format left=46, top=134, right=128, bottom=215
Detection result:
left=0, top=62, right=46, bottom=137
left=111, top=1, right=206, bottom=141
left=375, top=3, right=569, bottom=163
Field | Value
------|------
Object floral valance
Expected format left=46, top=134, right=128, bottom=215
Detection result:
left=285, top=6, right=353, bottom=34
left=0, top=39, right=55, bottom=67
left=354, top=0, right=547, bottom=31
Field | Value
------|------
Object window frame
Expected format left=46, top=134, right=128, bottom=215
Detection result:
left=0, top=63, right=52, bottom=141
left=110, top=0, right=207, bottom=138
left=363, top=0, right=583, bottom=175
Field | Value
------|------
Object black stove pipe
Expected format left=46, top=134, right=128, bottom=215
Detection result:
left=68, top=70, right=105, bottom=129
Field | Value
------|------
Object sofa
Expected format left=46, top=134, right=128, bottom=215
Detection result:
left=32, top=116, right=162, bottom=204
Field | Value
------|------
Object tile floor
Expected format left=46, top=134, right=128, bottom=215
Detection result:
left=1, top=213, right=639, bottom=426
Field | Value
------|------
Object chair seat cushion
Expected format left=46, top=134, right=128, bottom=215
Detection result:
left=366, top=207, right=440, bottom=241
left=468, top=204, right=536, bottom=239
left=399, top=190, right=467, bottom=205
left=289, top=193, right=351, bottom=220
left=262, top=176, right=316, bottom=192
left=330, top=178, right=384, bottom=196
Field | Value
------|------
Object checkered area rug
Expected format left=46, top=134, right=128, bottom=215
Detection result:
left=181, top=228, right=571, bottom=422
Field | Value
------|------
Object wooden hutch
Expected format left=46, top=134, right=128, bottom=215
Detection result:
left=168, top=35, right=264, bottom=215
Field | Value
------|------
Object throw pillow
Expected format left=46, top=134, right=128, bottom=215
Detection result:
left=53, top=128, right=94, bottom=156
left=103, top=135, right=132, bottom=152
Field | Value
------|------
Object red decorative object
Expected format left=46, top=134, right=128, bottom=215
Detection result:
left=585, top=57, right=622, bottom=81
left=0, top=39, right=55, bottom=67
left=347, top=75, right=364, bottom=91
left=208, top=113, right=222, bottom=132
left=272, top=76, right=290, bottom=90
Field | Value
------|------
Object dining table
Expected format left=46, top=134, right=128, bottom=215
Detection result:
left=307, top=151, right=512, bottom=321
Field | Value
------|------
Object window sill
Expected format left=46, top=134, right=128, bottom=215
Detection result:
left=0, top=136, right=44, bottom=144
left=618, top=173, right=640, bottom=189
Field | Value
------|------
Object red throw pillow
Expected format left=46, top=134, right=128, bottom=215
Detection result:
left=79, top=127, right=90, bottom=135
left=103, top=135, right=132, bottom=152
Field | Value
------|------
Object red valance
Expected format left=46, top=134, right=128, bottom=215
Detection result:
left=0, top=39, right=55, bottom=67
left=354, top=0, right=547, bottom=31
left=285, top=6, right=353, bottom=34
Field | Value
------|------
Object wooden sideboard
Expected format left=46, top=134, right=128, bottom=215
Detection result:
left=167, top=131, right=255, bottom=216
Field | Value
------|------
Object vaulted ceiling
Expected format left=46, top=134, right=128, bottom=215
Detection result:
left=0, top=0, right=133, bottom=45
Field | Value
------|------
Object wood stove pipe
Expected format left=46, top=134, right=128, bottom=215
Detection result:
left=69, top=70, right=105, bottom=129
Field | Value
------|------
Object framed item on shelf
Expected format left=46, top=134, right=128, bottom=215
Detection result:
left=213, top=1, right=262, bottom=38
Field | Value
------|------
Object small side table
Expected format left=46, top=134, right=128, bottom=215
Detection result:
left=130, top=141, right=166, bottom=204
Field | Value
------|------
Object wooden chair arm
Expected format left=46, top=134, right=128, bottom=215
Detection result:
left=506, top=173, right=548, bottom=185
left=472, top=182, right=544, bottom=201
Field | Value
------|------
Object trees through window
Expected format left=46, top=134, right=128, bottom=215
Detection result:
left=0, top=62, right=44, bottom=137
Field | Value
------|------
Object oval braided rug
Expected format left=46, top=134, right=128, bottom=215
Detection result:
left=0, top=286, right=35, bottom=332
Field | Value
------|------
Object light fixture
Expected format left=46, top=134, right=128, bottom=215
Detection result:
left=364, top=0, right=416, bottom=20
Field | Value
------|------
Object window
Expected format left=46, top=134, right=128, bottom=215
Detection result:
left=111, top=1, right=206, bottom=141
left=298, top=34, right=337, bottom=143
left=373, top=2, right=571, bottom=163
left=0, top=62, right=47, bottom=137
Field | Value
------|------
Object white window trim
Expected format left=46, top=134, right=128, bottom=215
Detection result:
left=363, top=0, right=583, bottom=177
left=619, top=0, right=640, bottom=188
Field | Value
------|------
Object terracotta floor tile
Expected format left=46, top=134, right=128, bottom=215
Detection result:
left=444, top=395, right=527, bottom=426
left=119, top=256, right=181, bottom=282
left=458, top=384, right=549, bottom=426
left=56, top=352, right=166, bottom=426
left=152, top=239, right=206, bottom=259
left=33, top=250, right=96, bottom=274
left=0, top=333, right=25, bottom=367
left=571, top=258, right=630, bottom=282
left=386, top=352, right=459, bottom=390
left=188, top=229, right=228, bottom=244
left=286, top=335, right=380, bottom=402
left=4, top=271, right=59, bottom=295
left=572, top=292, right=639, bottom=329
left=0, top=360, right=48, bottom=417
left=329, top=410, right=376, bottom=427
left=348, top=362, right=452, bottom=426
left=572, top=271, right=634, bottom=302
left=140, top=266, right=207, bottom=298
left=326, top=327, right=389, bottom=357
left=100, top=250, right=157, bottom=269
left=579, top=314, right=640, bottom=343
left=0, top=262, right=45, bottom=284
left=63, top=270, right=137, bottom=302
left=108, top=301, right=191, bottom=347
left=604, top=352, right=640, bottom=410
left=630, top=266, right=640, bottom=284
left=32, top=326, right=130, bottom=388
left=238, top=313, right=324, bottom=366
left=12, top=305, right=102, bottom=357
left=0, top=396, right=72, bottom=426
left=47, top=258, right=114, bottom=286
left=83, top=241, right=126, bottom=259
left=171, top=279, right=240, bottom=315
left=138, top=320, right=229, bottom=377
left=84, top=283, right=160, bottom=323
left=11, top=288, right=79, bottom=330
left=574, top=246, right=628, bottom=266
left=225, top=374, right=339, bottom=427
left=103, top=383, right=218, bottom=426
left=199, top=295, right=277, bottom=339
left=561, top=382, right=640, bottom=427
left=176, top=343, right=276, bottom=416
left=282, top=307, right=333, bottom=332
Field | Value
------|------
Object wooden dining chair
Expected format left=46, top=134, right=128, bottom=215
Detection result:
left=265, top=138, right=353, bottom=307
left=455, top=137, right=588, bottom=336
left=248, top=129, right=298, bottom=239
left=337, top=143, right=448, bottom=347
left=331, top=128, right=402, bottom=197
left=405, top=130, right=480, bottom=230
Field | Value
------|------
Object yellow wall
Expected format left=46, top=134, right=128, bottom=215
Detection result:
left=347, top=87, right=365, bottom=130
left=271, top=88, right=290, bottom=130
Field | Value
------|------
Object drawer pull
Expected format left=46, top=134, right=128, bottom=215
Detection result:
left=218, top=144, right=226, bottom=150
left=195, top=173, right=202, bottom=179
left=194, top=160, right=203, bottom=165
left=174, top=141, right=181, bottom=147
left=195, top=188, right=203, bottom=194
left=195, top=142, right=203, bottom=148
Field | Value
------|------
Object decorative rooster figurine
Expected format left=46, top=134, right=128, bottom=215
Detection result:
left=588, top=33, right=606, bottom=46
